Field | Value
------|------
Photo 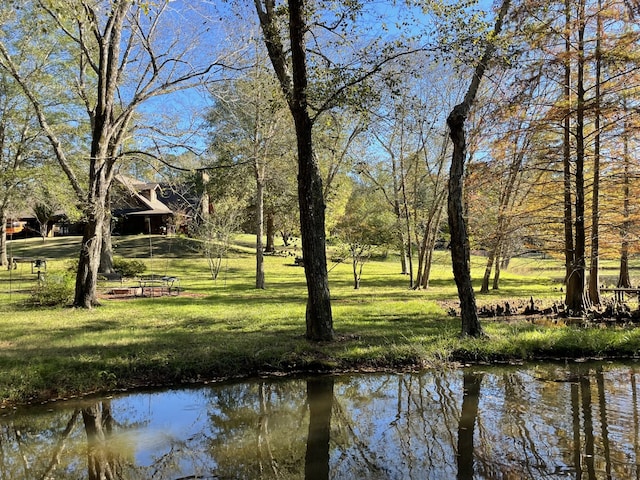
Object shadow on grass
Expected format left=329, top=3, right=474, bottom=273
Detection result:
left=5, top=303, right=640, bottom=406
left=7, top=237, right=82, bottom=259
left=0, top=323, right=306, bottom=400
left=112, top=235, right=202, bottom=258
left=474, top=277, right=564, bottom=302
left=0, top=297, right=467, bottom=400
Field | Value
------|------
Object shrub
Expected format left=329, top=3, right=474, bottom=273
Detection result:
left=28, top=274, right=74, bottom=307
left=113, top=257, right=147, bottom=277
left=64, top=259, right=78, bottom=273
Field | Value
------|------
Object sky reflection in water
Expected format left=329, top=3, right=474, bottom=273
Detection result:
left=1, top=361, right=640, bottom=479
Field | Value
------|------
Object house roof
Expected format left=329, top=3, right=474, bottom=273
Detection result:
left=114, top=174, right=173, bottom=216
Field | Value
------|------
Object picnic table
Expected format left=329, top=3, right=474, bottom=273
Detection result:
left=7, top=257, right=47, bottom=280
left=138, top=275, right=180, bottom=297
left=7, top=256, right=46, bottom=270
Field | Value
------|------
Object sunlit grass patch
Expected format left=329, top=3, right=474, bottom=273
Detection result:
left=1, top=235, right=640, bottom=406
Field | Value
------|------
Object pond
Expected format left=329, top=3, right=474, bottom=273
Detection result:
left=1, top=361, right=640, bottom=479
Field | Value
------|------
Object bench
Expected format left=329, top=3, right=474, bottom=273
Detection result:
left=600, top=287, right=640, bottom=304
left=138, top=275, right=180, bottom=297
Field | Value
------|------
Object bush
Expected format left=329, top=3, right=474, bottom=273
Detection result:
left=64, top=259, right=78, bottom=273
left=113, top=257, right=147, bottom=277
left=28, top=274, right=74, bottom=307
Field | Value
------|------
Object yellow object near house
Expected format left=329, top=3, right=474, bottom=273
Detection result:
left=6, top=221, right=25, bottom=235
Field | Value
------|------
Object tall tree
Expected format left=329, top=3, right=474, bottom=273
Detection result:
left=559, top=0, right=579, bottom=310
left=0, top=1, right=232, bottom=307
left=618, top=107, right=633, bottom=287
left=207, top=63, right=291, bottom=289
left=0, top=72, right=43, bottom=265
left=254, top=0, right=415, bottom=339
left=446, top=0, right=511, bottom=337
left=471, top=73, right=547, bottom=293
left=588, top=0, right=604, bottom=305
left=357, top=64, right=454, bottom=289
left=333, top=182, right=396, bottom=289
left=255, top=0, right=333, bottom=340
left=414, top=133, right=448, bottom=290
left=365, top=98, right=421, bottom=285
left=564, top=0, right=588, bottom=314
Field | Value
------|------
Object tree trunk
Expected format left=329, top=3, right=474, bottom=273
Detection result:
left=588, top=0, right=603, bottom=305
left=618, top=106, right=631, bottom=288
left=391, top=156, right=408, bottom=276
left=480, top=246, right=496, bottom=294
left=256, top=178, right=265, bottom=289
left=74, top=140, right=115, bottom=307
left=99, top=191, right=115, bottom=275
left=0, top=209, right=6, bottom=267
left=566, top=0, right=587, bottom=314
left=265, top=212, right=276, bottom=252
left=492, top=250, right=501, bottom=290
left=255, top=0, right=333, bottom=340
left=415, top=232, right=429, bottom=288
left=200, top=171, right=210, bottom=221
left=99, top=218, right=114, bottom=275
left=419, top=197, right=445, bottom=289
left=446, top=0, right=510, bottom=337
left=289, top=0, right=333, bottom=341
left=447, top=103, right=482, bottom=337
left=399, top=153, right=414, bottom=288
left=75, top=140, right=115, bottom=307
left=351, top=249, right=360, bottom=289
left=415, top=190, right=445, bottom=289
left=297, top=126, right=333, bottom=340
left=398, top=233, right=409, bottom=275
left=619, top=246, right=631, bottom=288
left=75, top=200, right=105, bottom=308
left=563, top=0, right=575, bottom=288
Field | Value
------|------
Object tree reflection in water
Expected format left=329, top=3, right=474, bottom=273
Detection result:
left=1, top=363, right=640, bottom=478
left=82, top=401, right=121, bottom=480
left=305, top=376, right=333, bottom=480
left=457, top=372, right=483, bottom=479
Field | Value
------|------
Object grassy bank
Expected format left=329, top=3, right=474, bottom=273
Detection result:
left=1, top=235, right=640, bottom=406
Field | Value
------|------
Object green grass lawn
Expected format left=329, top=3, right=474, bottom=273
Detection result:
left=1, top=234, right=640, bottom=406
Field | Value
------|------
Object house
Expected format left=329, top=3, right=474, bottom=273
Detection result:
left=5, top=210, right=71, bottom=238
left=111, top=175, right=175, bottom=235
left=5, top=175, right=198, bottom=238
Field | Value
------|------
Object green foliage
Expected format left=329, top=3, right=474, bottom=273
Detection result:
left=333, top=184, right=396, bottom=246
left=418, top=0, right=491, bottom=65
left=64, top=259, right=77, bottom=272
left=27, top=273, right=74, bottom=307
left=113, top=257, right=147, bottom=277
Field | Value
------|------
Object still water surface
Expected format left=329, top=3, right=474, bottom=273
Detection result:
left=1, top=361, right=640, bottom=479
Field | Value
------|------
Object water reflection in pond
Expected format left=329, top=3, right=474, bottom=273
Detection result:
left=2, top=362, right=640, bottom=479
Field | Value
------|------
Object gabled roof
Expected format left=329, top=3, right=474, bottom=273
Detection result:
left=113, top=174, right=173, bottom=216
